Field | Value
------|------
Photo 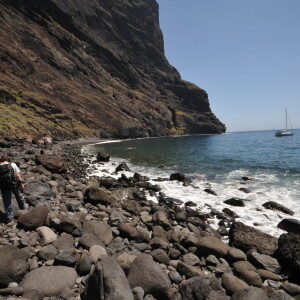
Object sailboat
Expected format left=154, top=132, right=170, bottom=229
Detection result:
left=275, top=108, right=294, bottom=137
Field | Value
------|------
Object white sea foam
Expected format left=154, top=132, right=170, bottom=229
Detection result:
left=82, top=145, right=300, bottom=238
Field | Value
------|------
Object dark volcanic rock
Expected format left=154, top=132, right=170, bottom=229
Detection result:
left=277, top=233, right=300, bottom=283
left=0, top=0, right=225, bottom=138
left=127, top=254, right=171, bottom=299
left=115, top=162, right=131, bottom=173
left=170, top=173, right=191, bottom=183
left=229, top=222, right=278, bottom=255
left=83, top=256, right=134, bottom=300
left=224, top=197, right=245, bottom=207
left=17, top=206, right=49, bottom=230
left=277, top=218, right=300, bottom=234
left=262, top=201, right=294, bottom=216
left=0, top=246, right=29, bottom=287
left=179, top=274, right=227, bottom=300
left=35, top=155, right=66, bottom=173
left=96, top=151, right=110, bottom=162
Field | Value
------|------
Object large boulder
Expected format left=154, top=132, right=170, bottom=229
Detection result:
left=262, top=201, right=294, bottom=216
left=229, top=222, right=278, bottom=255
left=152, top=211, right=171, bottom=229
left=0, top=246, right=29, bottom=287
left=127, top=254, right=171, bottom=299
left=84, top=187, right=117, bottom=206
left=17, top=206, right=49, bottom=230
left=83, top=256, right=134, bottom=300
left=277, top=233, right=300, bottom=283
left=179, top=274, right=227, bottom=300
left=20, top=266, right=78, bottom=297
left=83, top=220, right=113, bottom=245
left=197, top=236, right=230, bottom=258
left=231, top=287, right=269, bottom=300
left=277, top=218, right=300, bottom=234
left=35, top=155, right=66, bottom=173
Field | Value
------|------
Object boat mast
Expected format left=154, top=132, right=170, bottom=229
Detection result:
left=285, top=107, right=288, bottom=131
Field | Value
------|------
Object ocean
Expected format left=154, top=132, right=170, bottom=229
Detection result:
left=83, top=129, right=300, bottom=237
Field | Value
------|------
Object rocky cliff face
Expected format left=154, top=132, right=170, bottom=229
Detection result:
left=0, top=0, right=225, bottom=139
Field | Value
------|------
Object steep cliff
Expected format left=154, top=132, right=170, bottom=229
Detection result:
left=0, top=0, right=225, bottom=139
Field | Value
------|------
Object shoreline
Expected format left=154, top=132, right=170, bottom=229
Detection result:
left=0, top=137, right=299, bottom=299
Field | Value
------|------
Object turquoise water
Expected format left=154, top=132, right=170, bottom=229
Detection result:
left=85, top=129, right=300, bottom=236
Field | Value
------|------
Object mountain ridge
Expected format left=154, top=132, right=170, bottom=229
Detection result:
left=0, top=0, right=225, bottom=139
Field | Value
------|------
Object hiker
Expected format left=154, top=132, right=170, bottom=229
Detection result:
left=0, top=155, right=28, bottom=223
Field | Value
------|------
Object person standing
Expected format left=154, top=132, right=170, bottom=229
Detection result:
left=0, top=155, right=28, bottom=223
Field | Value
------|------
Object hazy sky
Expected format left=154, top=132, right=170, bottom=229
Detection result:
left=156, top=0, right=300, bottom=131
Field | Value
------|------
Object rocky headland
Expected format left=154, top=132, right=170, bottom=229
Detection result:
left=0, top=137, right=299, bottom=300
left=0, top=0, right=225, bottom=139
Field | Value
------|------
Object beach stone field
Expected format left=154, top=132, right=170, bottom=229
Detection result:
left=0, top=137, right=299, bottom=300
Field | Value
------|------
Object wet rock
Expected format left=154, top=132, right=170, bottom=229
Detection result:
left=229, top=222, right=278, bottom=255
left=17, top=206, right=49, bottom=230
left=179, top=274, right=226, bottom=300
left=84, top=256, right=134, bottom=299
left=248, top=251, right=281, bottom=273
left=170, top=173, right=190, bottom=183
left=128, top=254, right=171, bottom=299
left=20, top=266, right=78, bottom=297
left=36, top=226, right=57, bottom=245
left=222, top=208, right=239, bottom=219
left=83, top=220, right=113, bottom=244
left=197, top=236, right=230, bottom=258
left=0, top=246, right=29, bottom=287
left=96, top=151, right=110, bottom=162
left=84, top=187, right=117, bottom=206
left=239, top=188, right=250, bottom=194
left=231, top=286, right=269, bottom=300
left=115, top=162, right=131, bottom=173
left=204, top=188, right=217, bottom=196
left=277, top=218, right=300, bottom=234
left=35, top=155, right=66, bottom=173
left=224, top=198, right=245, bottom=207
left=242, top=177, right=252, bottom=181
left=277, top=233, right=300, bottom=282
left=221, top=273, right=249, bottom=295
left=262, top=201, right=294, bottom=216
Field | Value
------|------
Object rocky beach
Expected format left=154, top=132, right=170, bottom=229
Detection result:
left=0, top=137, right=299, bottom=300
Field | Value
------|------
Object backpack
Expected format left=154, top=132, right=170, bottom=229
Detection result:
left=0, top=164, right=17, bottom=187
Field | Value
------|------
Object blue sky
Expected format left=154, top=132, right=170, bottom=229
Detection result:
left=156, top=0, right=300, bottom=131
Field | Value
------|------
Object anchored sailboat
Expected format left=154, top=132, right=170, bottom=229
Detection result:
left=275, top=108, right=294, bottom=137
